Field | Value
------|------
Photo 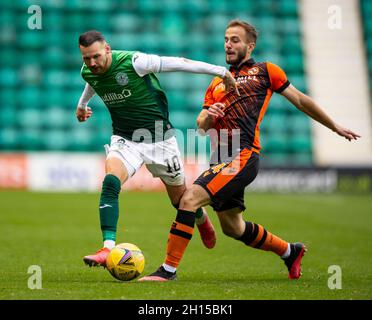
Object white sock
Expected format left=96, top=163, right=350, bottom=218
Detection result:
left=103, top=240, right=115, bottom=249
left=281, top=243, right=291, bottom=259
left=162, top=263, right=177, bottom=273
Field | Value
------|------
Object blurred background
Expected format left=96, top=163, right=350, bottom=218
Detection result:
left=0, top=0, right=371, bottom=193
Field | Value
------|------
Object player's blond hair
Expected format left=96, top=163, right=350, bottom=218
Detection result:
left=227, top=19, right=258, bottom=44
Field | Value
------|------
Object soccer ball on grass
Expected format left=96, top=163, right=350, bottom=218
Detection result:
left=106, top=243, right=145, bottom=281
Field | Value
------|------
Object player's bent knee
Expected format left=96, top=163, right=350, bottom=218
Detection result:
left=179, top=185, right=210, bottom=212
left=105, top=157, right=128, bottom=184
left=179, top=191, right=200, bottom=212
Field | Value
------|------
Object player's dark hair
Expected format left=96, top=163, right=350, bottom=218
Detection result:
left=79, top=30, right=106, bottom=47
left=227, top=19, right=258, bottom=44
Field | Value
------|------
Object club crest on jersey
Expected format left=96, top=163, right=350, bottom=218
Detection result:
left=247, top=67, right=259, bottom=75
left=115, top=72, right=129, bottom=86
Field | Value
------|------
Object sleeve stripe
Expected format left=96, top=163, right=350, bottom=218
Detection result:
left=275, top=80, right=290, bottom=93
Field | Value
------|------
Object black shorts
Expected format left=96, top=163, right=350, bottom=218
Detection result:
left=194, top=148, right=259, bottom=212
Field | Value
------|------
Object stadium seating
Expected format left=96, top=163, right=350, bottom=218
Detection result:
left=0, top=0, right=312, bottom=167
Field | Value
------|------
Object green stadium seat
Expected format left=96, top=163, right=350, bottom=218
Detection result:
left=170, top=111, right=198, bottom=130
left=136, top=0, right=161, bottom=12
left=46, top=89, right=65, bottom=107
left=182, top=0, right=209, bottom=13
left=289, top=114, right=311, bottom=134
left=42, top=11, right=63, bottom=32
left=17, top=108, right=43, bottom=130
left=277, top=0, right=298, bottom=17
left=18, top=128, right=44, bottom=151
left=0, top=49, right=17, bottom=67
left=261, top=152, right=292, bottom=167
left=261, top=133, right=289, bottom=153
left=208, top=15, right=231, bottom=34
left=166, top=90, right=186, bottom=110
left=63, top=13, right=87, bottom=32
left=291, top=152, right=313, bottom=167
left=17, top=32, right=44, bottom=49
left=268, top=94, right=288, bottom=114
left=187, top=90, right=207, bottom=110
left=160, top=15, right=186, bottom=36
left=44, top=106, right=73, bottom=129
left=0, top=128, right=17, bottom=150
left=288, top=134, right=312, bottom=153
left=283, top=54, right=304, bottom=73
left=44, top=69, right=67, bottom=87
left=0, top=107, right=17, bottom=127
left=0, top=89, right=16, bottom=108
left=262, top=113, right=288, bottom=135
left=17, top=87, right=42, bottom=108
left=159, top=73, right=186, bottom=90
left=42, top=129, right=70, bottom=150
left=0, top=69, right=17, bottom=87
left=255, top=16, right=278, bottom=36
left=281, top=35, right=303, bottom=55
left=256, top=34, right=281, bottom=55
left=280, top=17, right=301, bottom=35
left=68, top=127, right=97, bottom=151
left=111, top=14, right=140, bottom=32
left=288, top=74, right=307, bottom=92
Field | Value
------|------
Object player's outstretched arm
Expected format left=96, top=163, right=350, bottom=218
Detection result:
left=281, top=84, right=361, bottom=141
left=132, top=52, right=239, bottom=95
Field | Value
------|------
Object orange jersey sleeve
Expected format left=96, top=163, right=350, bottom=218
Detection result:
left=266, top=62, right=290, bottom=93
left=203, top=77, right=226, bottom=109
left=203, top=81, right=215, bottom=109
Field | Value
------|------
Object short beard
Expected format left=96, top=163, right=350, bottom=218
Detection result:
left=226, top=47, right=248, bottom=66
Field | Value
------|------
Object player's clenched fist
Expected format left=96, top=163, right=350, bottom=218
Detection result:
left=76, top=106, right=93, bottom=122
left=207, top=102, right=225, bottom=119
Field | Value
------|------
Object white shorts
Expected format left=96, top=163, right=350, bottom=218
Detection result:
left=105, top=135, right=185, bottom=186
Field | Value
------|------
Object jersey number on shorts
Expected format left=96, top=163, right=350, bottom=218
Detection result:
left=165, top=156, right=181, bottom=173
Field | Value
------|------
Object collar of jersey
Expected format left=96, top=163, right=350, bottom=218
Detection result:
left=229, top=58, right=256, bottom=72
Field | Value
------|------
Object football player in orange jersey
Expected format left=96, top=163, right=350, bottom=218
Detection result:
left=140, top=20, right=360, bottom=282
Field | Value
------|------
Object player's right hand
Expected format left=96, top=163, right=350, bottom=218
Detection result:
left=207, top=103, right=225, bottom=119
left=222, top=70, right=239, bottom=96
left=76, top=106, right=93, bottom=122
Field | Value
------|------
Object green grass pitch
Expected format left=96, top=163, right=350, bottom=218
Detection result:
left=0, top=190, right=371, bottom=300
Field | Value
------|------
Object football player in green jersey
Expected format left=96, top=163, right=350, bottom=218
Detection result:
left=76, top=30, right=238, bottom=267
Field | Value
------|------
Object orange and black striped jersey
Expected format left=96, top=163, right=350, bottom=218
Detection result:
left=203, top=58, right=290, bottom=153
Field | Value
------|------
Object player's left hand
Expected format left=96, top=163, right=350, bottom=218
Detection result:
left=222, top=70, right=240, bottom=96
left=333, top=124, right=361, bottom=141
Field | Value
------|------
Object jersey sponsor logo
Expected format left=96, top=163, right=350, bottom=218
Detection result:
left=101, top=89, right=132, bottom=103
left=237, top=75, right=258, bottom=84
left=115, top=72, right=129, bottom=86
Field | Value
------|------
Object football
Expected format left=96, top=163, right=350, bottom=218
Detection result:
left=106, top=243, right=145, bottom=281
